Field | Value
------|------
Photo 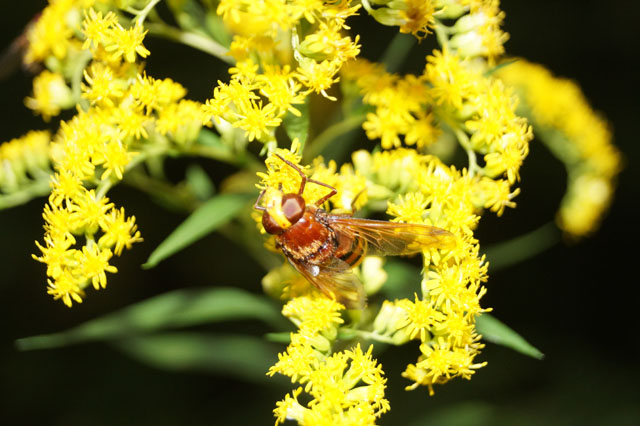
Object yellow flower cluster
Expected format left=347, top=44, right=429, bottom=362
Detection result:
left=496, top=60, right=623, bottom=237
left=256, top=140, right=368, bottom=218
left=33, top=8, right=206, bottom=306
left=363, top=0, right=438, bottom=39
left=25, top=0, right=86, bottom=64
left=82, top=8, right=150, bottom=62
left=259, top=141, right=513, bottom=397
left=203, top=0, right=361, bottom=145
left=354, top=149, right=490, bottom=394
left=0, top=131, right=52, bottom=196
left=14, top=0, right=619, bottom=423
left=24, top=71, right=74, bottom=121
left=363, top=0, right=508, bottom=61
left=344, top=48, right=532, bottom=189
left=450, top=0, right=509, bottom=62
left=334, top=24, right=530, bottom=394
left=269, top=297, right=389, bottom=425
left=342, top=60, right=440, bottom=150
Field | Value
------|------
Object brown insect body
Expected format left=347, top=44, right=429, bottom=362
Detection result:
left=256, top=154, right=456, bottom=309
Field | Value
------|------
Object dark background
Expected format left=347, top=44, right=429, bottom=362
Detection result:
left=1, top=1, right=638, bottom=425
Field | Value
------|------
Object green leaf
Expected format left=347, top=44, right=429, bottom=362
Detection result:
left=382, top=259, right=421, bottom=298
left=406, top=401, right=495, bottom=426
left=282, top=98, right=310, bottom=152
left=167, top=0, right=209, bottom=34
left=476, top=313, right=544, bottom=360
left=196, top=127, right=225, bottom=148
left=185, top=164, right=215, bottom=201
left=204, top=11, right=232, bottom=47
left=379, top=32, right=416, bottom=73
left=484, top=58, right=518, bottom=76
left=264, top=331, right=292, bottom=344
left=483, top=222, right=558, bottom=272
left=113, top=332, right=283, bottom=384
left=143, top=192, right=251, bottom=269
left=16, top=287, right=288, bottom=351
left=192, top=128, right=238, bottom=162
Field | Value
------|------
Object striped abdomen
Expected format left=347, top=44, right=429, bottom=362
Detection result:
left=335, top=231, right=367, bottom=268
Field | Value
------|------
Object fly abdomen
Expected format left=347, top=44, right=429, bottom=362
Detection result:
left=338, top=236, right=367, bottom=268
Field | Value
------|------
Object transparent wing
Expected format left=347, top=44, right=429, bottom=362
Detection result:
left=288, top=257, right=366, bottom=310
left=327, top=216, right=456, bottom=257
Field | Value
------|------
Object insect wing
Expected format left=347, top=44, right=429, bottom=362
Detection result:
left=288, top=256, right=366, bottom=309
left=327, top=216, right=456, bottom=257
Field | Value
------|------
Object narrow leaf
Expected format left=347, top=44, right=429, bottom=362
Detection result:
left=192, top=128, right=237, bottom=164
left=143, top=193, right=251, bottom=268
left=167, top=0, right=208, bottom=34
left=282, top=98, right=310, bottom=151
left=483, top=222, right=558, bottom=271
left=380, top=32, right=416, bottom=73
left=484, top=58, right=518, bottom=76
left=406, top=402, right=495, bottom=426
left=16, top=287, right=288, bottom=351
left=382, top=259, right=421, bottom=298
left=476, top=313, right=544, bottom=359
left=113, top=332, right=283, bottom=384
left=264, top=331, right=292, bottom=344
left=185, top=164, right=215, bottom=201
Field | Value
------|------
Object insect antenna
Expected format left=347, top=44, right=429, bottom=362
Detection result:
left=273, top=153, right=337, bottom=206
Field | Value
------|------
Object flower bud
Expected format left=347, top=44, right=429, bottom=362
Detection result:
left=373, top=300, right=411, bottom=345
left=450, top=31, right=487, bottom=58
left=434, top=0, right=467, bottom=19
left=361, top=256, right=388, bottom=295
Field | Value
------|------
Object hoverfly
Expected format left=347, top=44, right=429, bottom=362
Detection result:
left=255, top=154, right=456, bottom=309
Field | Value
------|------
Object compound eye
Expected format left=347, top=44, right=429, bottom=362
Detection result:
left=262, top=211, right=284, bottom=235
left=281, top=194, right=305, bottom=225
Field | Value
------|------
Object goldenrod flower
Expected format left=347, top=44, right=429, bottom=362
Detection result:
left=450, top=1, right=509, bottom=61
left=30, top=6, right=208, bottom=306
left=496, top=59, right=622, bottom=237
left=235, top=101, right=282, bottom=142
left=0, top=131, right=52, bottom=194
left=366, top=0, right=438, bottom=39
left=82, top=64, right=127, bottom=108
left=104, top=22, right=150, bottom=63
left=82, top=8, right=119, bottom=50
left=98, top=207, right=142, bottom=256
left=270, top=296, right=389, bottom=425
left=77, top=245, right=117, bottom=290
left=24, top=71, right=73, bottom=121
left=24, top=0, right=77, bottom=64
left=6, top=0, right=620, bottom=422
left=156, top=100, right=207, bottom=144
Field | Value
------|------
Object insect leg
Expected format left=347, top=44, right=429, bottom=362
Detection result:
left=253, top=189, right=267, bottom=211
left=274, top=153, right=308, bottom=195
left=309, top=179, right=337, bottom=206
left=273, top=153, right=337, bottom=206
left=348, top=188, right=366, bottom=214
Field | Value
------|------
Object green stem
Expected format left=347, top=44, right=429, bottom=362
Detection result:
left=305, top=113, right=367, bottom=160
left=123, top=168, right=201, bottom=212
left=452, top=126, right=480, bottom=177
left=70, top=50, right=92, bottom=110
left=94, top=144, right=169, bottom=200
left=0, top=180, right=51, bottom=209
left=483, top=221, right=560, bottom=272
left=434, top=20, right=450, bottom=50
left=145, top=22, right=233, bottom=64
left=341, top=329, right=398, bottom=345
left=360, top=0, right=374, bottom=14
left=135, top=0, right=162, bottom=25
